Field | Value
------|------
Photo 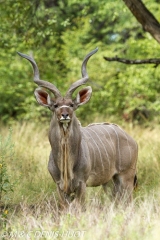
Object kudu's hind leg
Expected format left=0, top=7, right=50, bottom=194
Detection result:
left=113, top=170, right=136, bottom=204
left=112, top=174, right=121, bottom=202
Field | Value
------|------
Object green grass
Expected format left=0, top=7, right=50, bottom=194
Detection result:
left=0, top=121, right=160, bottom=240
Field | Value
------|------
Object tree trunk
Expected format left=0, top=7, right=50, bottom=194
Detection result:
left=123, top=0, right=160, bottom=43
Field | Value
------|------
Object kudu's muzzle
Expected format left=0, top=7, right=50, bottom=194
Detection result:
left=59, top=105, right=71, bottom=123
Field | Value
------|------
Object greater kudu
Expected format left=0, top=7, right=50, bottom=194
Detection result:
left=17, top=48, right=138, bottom=206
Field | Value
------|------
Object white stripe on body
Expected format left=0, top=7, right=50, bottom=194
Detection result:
left=88, top=123, right=116, bottom=156
left=116, top=125, right=131, bottom=163
left=83, top=128, right=104, bottom=171
left=107, top=125, right=121, bottom=171
left=99, top=125, right=116, bottom=156
left=87, top=127, right=110, bottom=169
left=82, top=131, right=96, bottom=169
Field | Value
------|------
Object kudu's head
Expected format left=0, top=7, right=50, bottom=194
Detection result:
left=17, top=48, right=98, bottom=125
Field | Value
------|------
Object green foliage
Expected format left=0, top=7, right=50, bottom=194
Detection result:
left=0, top=0, right=160, bottom=123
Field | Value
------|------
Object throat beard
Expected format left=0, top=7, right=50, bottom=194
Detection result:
left=62, top=122, right=69, bottom=132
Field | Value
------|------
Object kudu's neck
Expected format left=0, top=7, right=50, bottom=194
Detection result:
left=49, top=112, right=82, bottom=193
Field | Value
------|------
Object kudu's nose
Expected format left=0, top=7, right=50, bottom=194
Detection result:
left=62, top=113, right=69, bottom=119
left=60, top=108, right=71, bottom=123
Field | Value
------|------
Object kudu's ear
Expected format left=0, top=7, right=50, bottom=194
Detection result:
left=75, top=86, right=92, bottom=107
left=34, top=88, right=53, bottom=107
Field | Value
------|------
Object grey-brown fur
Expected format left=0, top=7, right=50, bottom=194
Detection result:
left=17, top=48, right=138, bottom=207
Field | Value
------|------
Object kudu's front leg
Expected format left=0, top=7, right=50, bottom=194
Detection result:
left=57, top=181, right=86, bottom=210
left=76, top=181, right=86, bottom=203
left=73, top=181, right=86, bottom=211
left=57, top=185, right=70, bottom=209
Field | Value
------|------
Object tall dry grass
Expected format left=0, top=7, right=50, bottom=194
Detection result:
left=0, top=121, right=160, bottom=239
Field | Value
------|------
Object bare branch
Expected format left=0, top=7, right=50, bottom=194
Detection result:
left=103, top=56, right=160, bottom=66
left=123, top=0, right=160, bottom=43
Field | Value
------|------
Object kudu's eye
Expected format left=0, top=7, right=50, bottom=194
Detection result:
left=54, top=104, right=58, bottom=108
left=70, top=103, right=74, bottom=107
